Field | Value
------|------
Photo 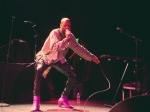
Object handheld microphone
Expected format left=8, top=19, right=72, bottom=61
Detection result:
left=66, top=29, right=71, bottom=35
left=66, top=29, right=69, bottom=31
left=65, top=29, right=71, bottom=39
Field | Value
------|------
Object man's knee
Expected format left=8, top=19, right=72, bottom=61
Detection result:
left=35, top=59, right=44, bottom=71
left=36, top=63, right=43, bottom=71
left=37, top=67, right=42, bottom=71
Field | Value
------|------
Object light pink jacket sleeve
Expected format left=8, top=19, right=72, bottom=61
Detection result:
left=68, top=34, right=95, bottom=61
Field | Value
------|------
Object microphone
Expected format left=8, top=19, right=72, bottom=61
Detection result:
left=12, top=16, right=15, bottom=22
left=24, top=21, right=35, bottom=24
left=66, top=29, right=71, bottom=35
left=116, top=27, right=123, bottom=31
left=12, top=16, right=15, bottom=19
left=66, top=29, right=69, bottom=31
left=32, top=24, right=36, bottom=28
left=65, top=29, right=71, bottom=39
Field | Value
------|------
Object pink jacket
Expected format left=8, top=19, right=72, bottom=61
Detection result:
left=35, top=28, right=95, bottom=65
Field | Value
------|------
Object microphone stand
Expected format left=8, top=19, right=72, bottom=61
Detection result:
left=118, top=28, right=142, bottom=93
left=0, top=16, right=15, bottom=107
left=31, top=24, right=43, bottom=60
left=24, top=21, right=43, bottom=61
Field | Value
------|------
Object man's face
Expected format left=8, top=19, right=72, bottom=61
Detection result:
left=60, top=20, right=71, bottom=33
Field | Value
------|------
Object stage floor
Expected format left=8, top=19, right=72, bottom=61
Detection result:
left=0, top=99, right=112, bottom=112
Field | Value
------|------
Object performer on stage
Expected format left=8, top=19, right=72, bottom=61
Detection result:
left=31, top=17, right=100, bottom=111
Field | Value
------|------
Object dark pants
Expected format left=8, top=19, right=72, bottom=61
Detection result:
left=33, top=59, right=76, bottom=97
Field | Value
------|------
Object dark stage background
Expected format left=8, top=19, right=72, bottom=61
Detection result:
left=0, top=0, right=150, bottom=103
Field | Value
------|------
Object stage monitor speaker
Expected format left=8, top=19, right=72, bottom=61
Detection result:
left=109, top=95, right=150, bottom=112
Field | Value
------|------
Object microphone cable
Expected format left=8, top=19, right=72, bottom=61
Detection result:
left=83, top=62, right=111, bottom=112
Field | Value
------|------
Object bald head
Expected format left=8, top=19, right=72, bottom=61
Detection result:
left=60, top=18, right=71, bottom=33
left=60, top=18, right=71, bottom=24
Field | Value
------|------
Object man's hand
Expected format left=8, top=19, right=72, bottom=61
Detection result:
left=93, top=56, right=100, bottom=64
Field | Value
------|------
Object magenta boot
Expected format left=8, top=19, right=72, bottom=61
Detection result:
left=58, top=95, right=73, bottom=108
left=30, top=96, right=41, bottom=112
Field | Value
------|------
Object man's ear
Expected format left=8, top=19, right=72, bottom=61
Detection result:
left=60, top=23, right=62, bottom=28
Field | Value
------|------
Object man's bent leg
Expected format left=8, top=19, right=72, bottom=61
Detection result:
left=52, top=61, right=76, bottom=108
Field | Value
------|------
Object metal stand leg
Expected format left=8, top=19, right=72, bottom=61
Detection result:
left=105, top=63, right=129, bottom=108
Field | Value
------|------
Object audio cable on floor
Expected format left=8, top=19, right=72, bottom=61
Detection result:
left=83, top=63, right=111, bottom=112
